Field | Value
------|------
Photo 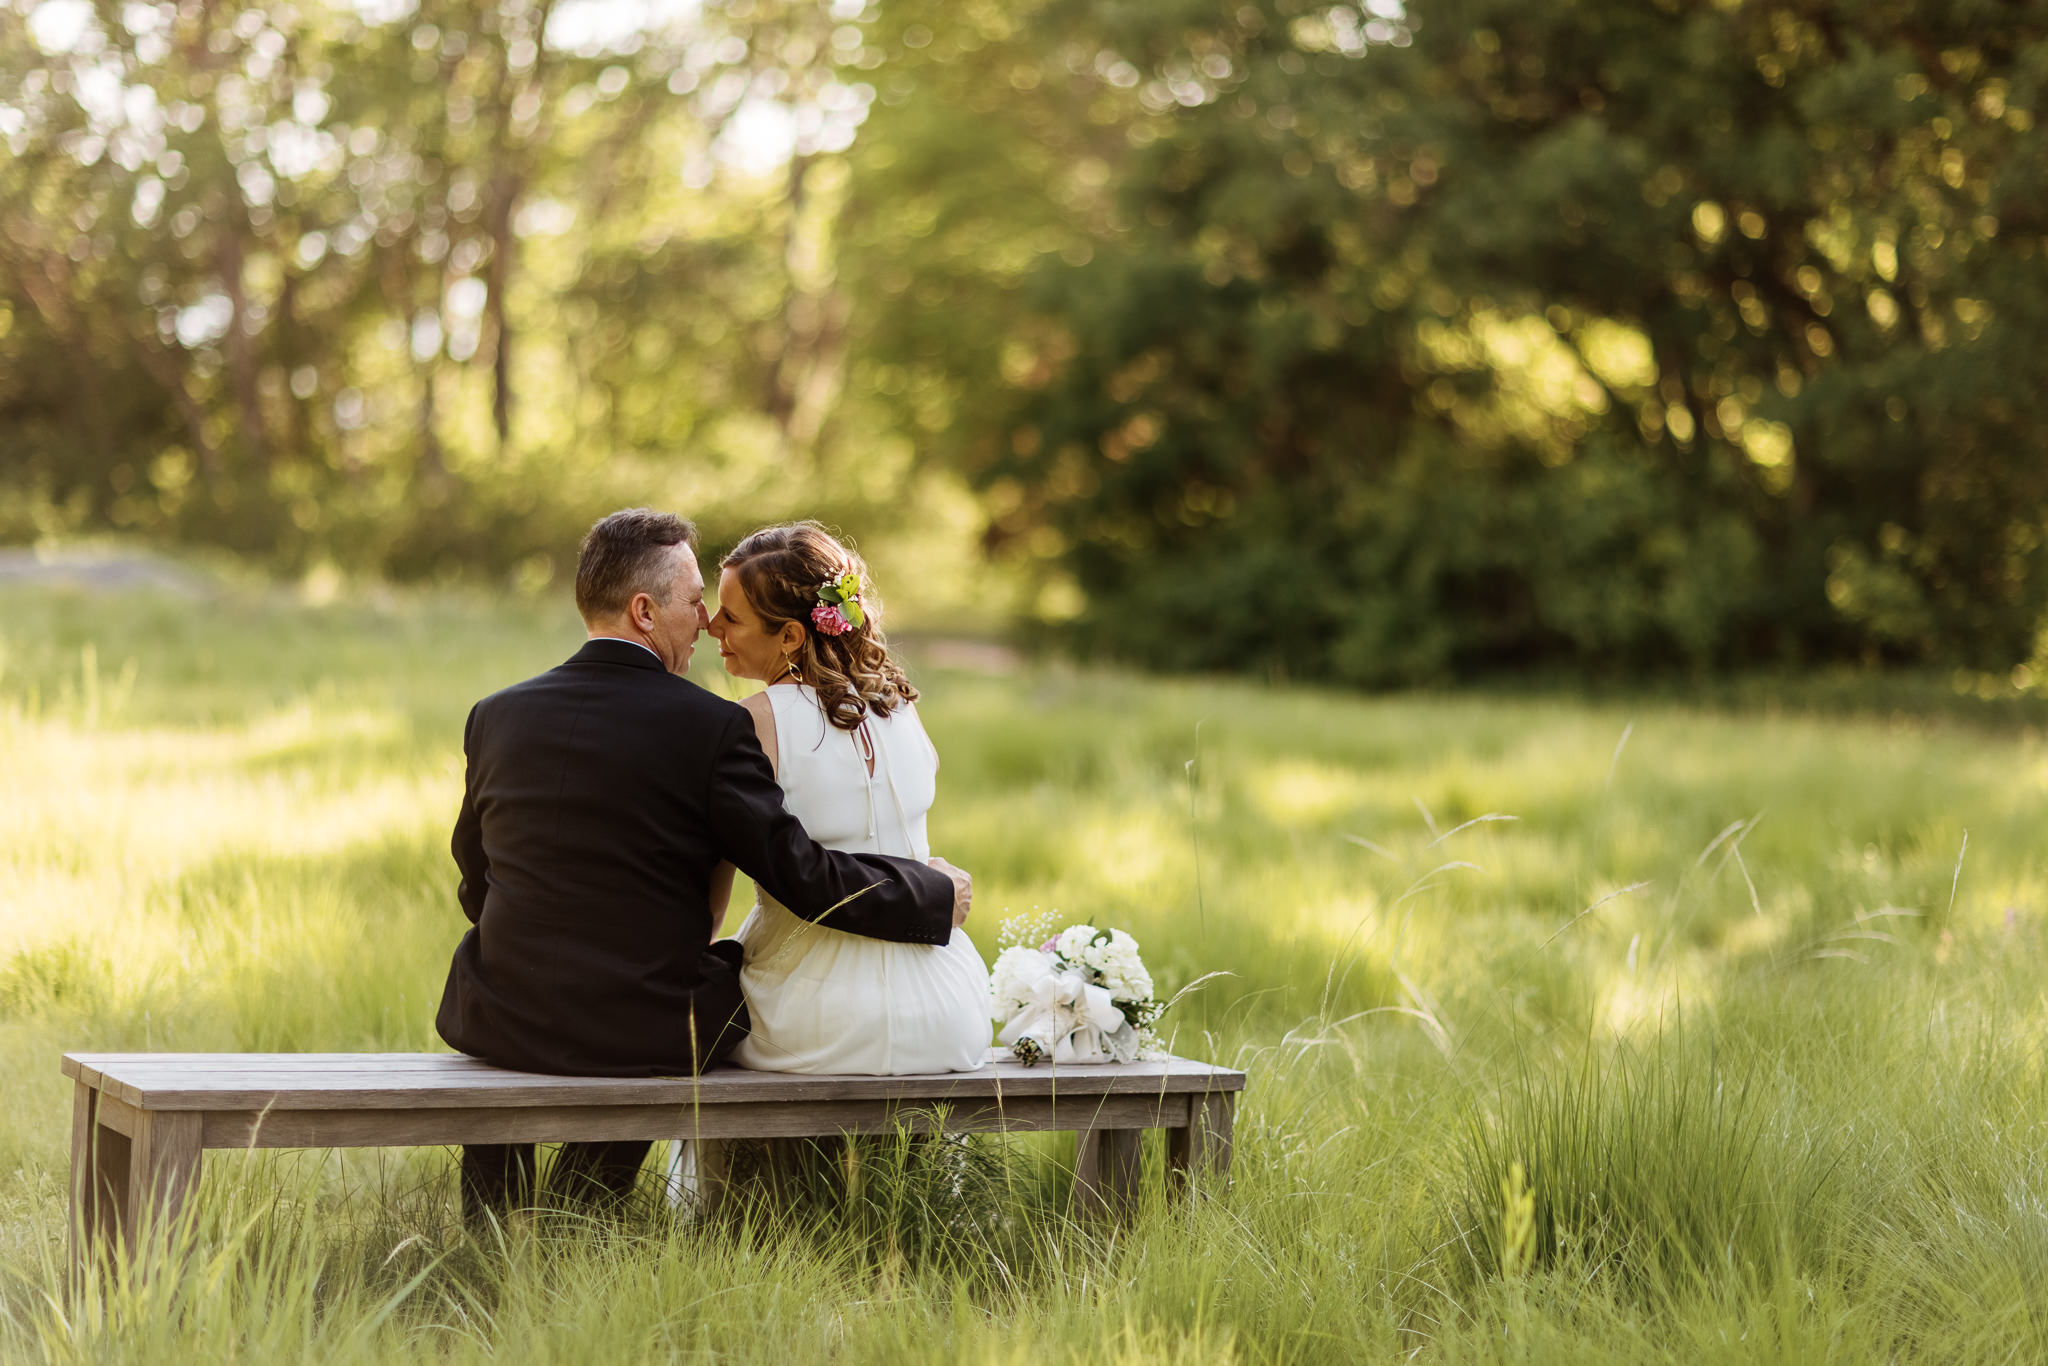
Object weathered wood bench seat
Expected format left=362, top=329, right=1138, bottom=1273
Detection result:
left=64, top=1050, right=1244, bottom=1266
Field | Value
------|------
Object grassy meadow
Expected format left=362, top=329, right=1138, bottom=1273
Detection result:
left=4, top=580, right=2048, bottom=1363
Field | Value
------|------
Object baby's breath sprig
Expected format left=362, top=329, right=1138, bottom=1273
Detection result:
left=997, top=906, right=1061, bottom=950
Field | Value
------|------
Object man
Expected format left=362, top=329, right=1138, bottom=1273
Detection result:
left=435, top=508, right=972, bottom=1218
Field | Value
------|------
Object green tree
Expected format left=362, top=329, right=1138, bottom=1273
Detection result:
left=0, top=0, right=910, bottom=580
left=850, top=0, right=2048, bottom=680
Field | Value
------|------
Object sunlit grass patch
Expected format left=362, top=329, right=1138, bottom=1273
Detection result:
left=8, top=585, right=2048, bottom=1362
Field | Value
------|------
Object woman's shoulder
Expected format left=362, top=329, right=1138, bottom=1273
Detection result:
left=738, top=689, right=777, bottom=728
left=766, top=682, right=831, bottom=736
left=772, top=682, right=929, bottom=746
left=727, top=690, right=778, bottom=771
left=884, top=697, right=940, bottom=768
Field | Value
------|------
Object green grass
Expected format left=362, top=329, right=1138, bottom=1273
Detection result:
left=5, top=582, right=2048, bottom=1363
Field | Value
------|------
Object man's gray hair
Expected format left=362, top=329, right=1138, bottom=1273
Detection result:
left=574, top=508, right=699, bottom=619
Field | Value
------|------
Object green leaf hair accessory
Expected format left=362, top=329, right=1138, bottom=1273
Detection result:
left=811, top=569, right=867, bottom=635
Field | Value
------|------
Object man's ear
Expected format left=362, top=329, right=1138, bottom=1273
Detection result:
left=629, top=591, right=658, bottom=631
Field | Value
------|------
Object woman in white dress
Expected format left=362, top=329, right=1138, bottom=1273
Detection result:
left=702, top=521, right=991, bottom=1075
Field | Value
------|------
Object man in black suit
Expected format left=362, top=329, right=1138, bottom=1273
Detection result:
left=435, top=508, right=971, bottom=1219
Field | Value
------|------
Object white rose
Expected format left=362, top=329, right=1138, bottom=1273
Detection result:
left=990, top=945, right=1054, bottom=1014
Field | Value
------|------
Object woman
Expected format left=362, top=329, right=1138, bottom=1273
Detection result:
left=703, top=521, right=992, bottom=1074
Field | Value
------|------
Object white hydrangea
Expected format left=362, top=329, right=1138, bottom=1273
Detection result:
left=1079, top=928, right=1152, bottom=1003
left=1053, top=924, right=1098, bottom=961
left=1043, top=924, right=1153, bottom=1005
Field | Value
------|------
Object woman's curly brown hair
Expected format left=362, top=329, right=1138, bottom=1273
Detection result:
left=721, top=521, right=918, bottom=731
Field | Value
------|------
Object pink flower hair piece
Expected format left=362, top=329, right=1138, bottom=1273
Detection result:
left=811, top=603, right=853, bottom=636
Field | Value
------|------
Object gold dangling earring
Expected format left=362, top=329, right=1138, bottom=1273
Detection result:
left=778, top=652, right=801, bottom=684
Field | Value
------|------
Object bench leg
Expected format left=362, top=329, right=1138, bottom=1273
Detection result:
left=1074, top=1127, right=1142, bottom=1220
left=69, top=1087, right=202, bottom=1275
left=70, top=1082, right=125, bottom=1282
left=124, top=1110, right=203, bottom=1251
left=1166, top=1092, right=1234, bottom=1196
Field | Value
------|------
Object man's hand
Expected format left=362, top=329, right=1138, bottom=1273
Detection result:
left=929, top=856, right=972, bottom=929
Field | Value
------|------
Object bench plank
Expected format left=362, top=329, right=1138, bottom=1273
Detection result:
left=64, top=1052, right=1242, bottom=1081
left=63, top=1052, right=1245, bottom=1112
left=199, top=1092, right=1191, bottom=1149
left=66, top=1049, right=1247, bottom=1263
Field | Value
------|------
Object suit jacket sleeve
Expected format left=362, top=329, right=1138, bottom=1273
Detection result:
left=705, top=709, right=954, bottom=945
left=451, top=703, right=488, bottom=926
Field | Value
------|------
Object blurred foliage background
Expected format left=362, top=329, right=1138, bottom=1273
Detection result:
left=3, top=0, right=2046, bottom=681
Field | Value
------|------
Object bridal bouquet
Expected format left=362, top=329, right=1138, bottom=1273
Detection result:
left=990, top=919, right=1166, bottom=1066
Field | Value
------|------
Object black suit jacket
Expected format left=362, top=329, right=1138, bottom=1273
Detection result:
left=434, top=638, right=954, bottom=1076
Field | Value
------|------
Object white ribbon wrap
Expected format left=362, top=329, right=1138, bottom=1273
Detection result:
left=996, top=966, right=1134, bottom=1063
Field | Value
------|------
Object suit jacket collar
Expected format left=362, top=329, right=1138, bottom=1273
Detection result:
left=571, top=637, right=667, bottom=672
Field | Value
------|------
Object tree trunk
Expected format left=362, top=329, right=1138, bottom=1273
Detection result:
left=216, top=225, right=273, bottom=471
left=485, top=172, right=518, bottom=447
left=128, top=333, right=223, bottom=484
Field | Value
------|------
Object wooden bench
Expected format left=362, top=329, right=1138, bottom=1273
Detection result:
left=63, top=1051, right=1244, bottom=1267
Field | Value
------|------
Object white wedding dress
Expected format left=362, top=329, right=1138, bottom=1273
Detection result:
left=668, top=685, right=989, bottom=1203
left=727, top=683, right=992, bottom=1074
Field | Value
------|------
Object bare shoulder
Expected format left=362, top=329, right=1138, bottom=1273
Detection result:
left=739, top=690, right=780, bottom=774
left=738, top=690, right=774, bottom=730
